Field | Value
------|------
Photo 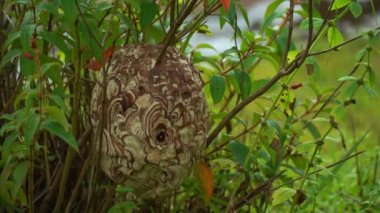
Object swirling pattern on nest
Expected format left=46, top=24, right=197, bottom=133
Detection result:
left=91, top=44, right=208, bottom=198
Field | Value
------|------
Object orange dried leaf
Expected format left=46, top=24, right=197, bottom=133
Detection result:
left=220, top=0, right=230, bottom=12
left=194, top=160, right=214, bottom=203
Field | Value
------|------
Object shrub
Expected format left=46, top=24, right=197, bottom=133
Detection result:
left=0, top=0, right=379, bottom=212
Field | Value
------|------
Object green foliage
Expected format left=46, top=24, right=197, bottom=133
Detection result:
left=272, top=187, right=297, bottom=206
left=0, top=0, right=379, bottom=212
left=210, top=75, right=226, bottom=104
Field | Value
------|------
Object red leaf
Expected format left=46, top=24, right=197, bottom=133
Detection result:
left=23, top=52, right=34, bottom=60
left=220, top=0, right=230, bottom=12
left=103, top=46, right=114, bottom=63
left=86, top=46, right=115, bottom=71
left=194, top=160, right=214, bottom=203
left=85, top=59, right=102, bottom=71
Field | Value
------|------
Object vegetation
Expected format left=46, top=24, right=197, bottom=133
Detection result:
left=0, top=0, right=379, bottom=212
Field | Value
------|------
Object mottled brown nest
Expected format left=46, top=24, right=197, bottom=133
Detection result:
left=91, top=44, right=209, bottom=198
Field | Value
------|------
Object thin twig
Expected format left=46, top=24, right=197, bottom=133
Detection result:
left=281, top=1, right=295, bottom=69
left=203, top=122, right=259, bottom=158
left=156, top=0, right=198, bottom=64
left=65, top=126, right=92, bottom=213
left=273, top=151, right=365, bottom=191
left=308, top=35, right=362, bottom=56
left=233, top=171, right=286, bottom=209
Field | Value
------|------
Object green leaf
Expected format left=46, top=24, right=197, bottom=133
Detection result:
left=229, top=140, right=249, bottom=166
left=253, top=53, right=280, bottom=71
left=1, top=113, right=15, bottom=121
left=227, top=0, right=236, bottom=26
left=210, top=75, right=226, bottom=104
left=368, top=67, right=376, bottom=87
left=237, top=2, right=250, bottom=28
left=0, top=49, right=23, bottom=68
left=140, top=1, right=158, bottom=29
left=290, top=154, right=308, bottom=170
left=36, top=2, right=59, bottom=16
left=0, top=121, right=15, bottom=136
left=79, top=19, right=103, bottom=62
left=116, top=185, right=134, bottom=193
left=126, top=0, right=140, bottom=12
left=303, top=121, right=321, bottom=140
left=97, top=1, right=113, bottom=11
left=23, top=111, right=40, bottom=144
left=48, top=94, right=70, bottom=116
left=12, top=161, right=28, bottom=196
left=299, top=18, right=324, bottom=30
left=363, top=84, right=377, bottom=98
left=145, top=25, right=165, bottom=43
left=267, top=119, right=281, bottom=135
left=20, top=56, right=36, bottom=76
left=272, top=187, right=296, bottom=206
left=219, top=7, right=228, bottom=29
left=197, top=25, right=213, bottom=36
left=350, top=2, right=363, bottom=18
left=42, top=62, right=63, bottom=87
left=20, top=24, right=35, bottom=50
left=41, top=119, right=78, bottom=152
left=287, top=50, right=300, bottom=62
left=344, top=82, right=359, bottom=99
left=262, top=11, right=282, bottom=31
left=14, top=188, right=27, bottom=206
left=338, top=76, right=357, bottom=82
left=25, top=90, right=38, bottom=108
left=3, top=132, right=19, bottom=150
left=195, top=43, right=218, bottom=52
left=16, top=0, right=30, bottom=4
left=3, top=31, right=21, bottom=48
left=234, top=71, right=251, bottom=100
left=327, top=27, right=344, bottom=47
left=108, top=201, right=137, bottom=213
left=40, top=31, right=69, bottom=55
left=355, top=48, right=367, bottom=61
left=45, top=106, right=70, bottom=131
left=264, top=0, right=283, bottom=19
left=332, top=0, right=351, bottom=10
left=276, top=89, right=296, bottom=116
left=60, top=0, right=79, bottom=24
left=331, top=104, right=345, bottom=120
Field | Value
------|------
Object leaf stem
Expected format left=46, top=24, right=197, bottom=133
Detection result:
left=289, top=125, right=334, bottom=213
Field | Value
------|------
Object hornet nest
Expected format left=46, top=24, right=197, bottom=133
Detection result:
left=91, top=44, right=209, bottom=198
